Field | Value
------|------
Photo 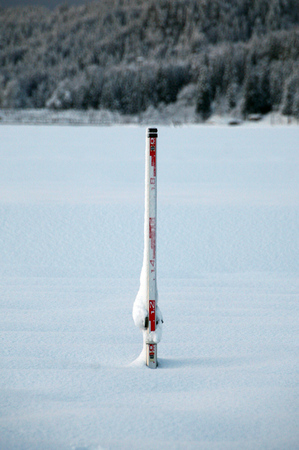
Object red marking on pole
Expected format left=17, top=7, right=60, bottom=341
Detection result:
left=150, top=138, right=156, bottom=176
left=149, top=300, right=156, bottom=332
left=149, top=344, right=155, bottom=354
left=149, top=343, right=155, bottom=361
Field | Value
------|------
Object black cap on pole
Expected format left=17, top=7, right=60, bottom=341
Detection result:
left=147, top=128, right=158, bottom=138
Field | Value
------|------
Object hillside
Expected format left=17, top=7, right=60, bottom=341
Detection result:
left=0, top=0, right=299, bottom=120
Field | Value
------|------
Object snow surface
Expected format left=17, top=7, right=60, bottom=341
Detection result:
left=0, top=125, right=298, bottom=449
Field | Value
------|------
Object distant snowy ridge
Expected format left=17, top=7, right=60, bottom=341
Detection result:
left=1, top=107, right=299, bottom=127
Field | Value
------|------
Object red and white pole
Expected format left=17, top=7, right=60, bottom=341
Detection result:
left=146, top=128, right=158, bottom=368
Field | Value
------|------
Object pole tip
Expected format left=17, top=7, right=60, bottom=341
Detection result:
left=147, top=128, right=158, bottom=138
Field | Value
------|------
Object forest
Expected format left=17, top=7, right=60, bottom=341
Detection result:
left=0, top=0, right=299, bottom=119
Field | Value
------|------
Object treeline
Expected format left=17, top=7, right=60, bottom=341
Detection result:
left=0, top=0, right=299, bottom=118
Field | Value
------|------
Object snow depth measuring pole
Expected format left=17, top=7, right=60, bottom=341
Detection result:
left=146, top=127, right=158, bottom=368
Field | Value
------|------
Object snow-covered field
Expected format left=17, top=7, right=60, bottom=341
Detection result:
left=0, top=125, right=298, bottom=450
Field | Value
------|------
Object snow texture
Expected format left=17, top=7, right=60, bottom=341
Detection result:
left=0, top=124, right=298, bottom=450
